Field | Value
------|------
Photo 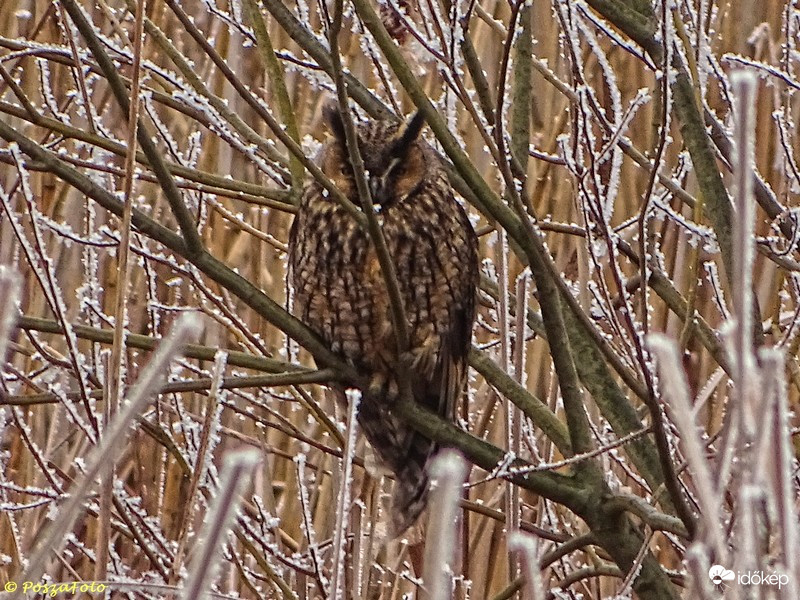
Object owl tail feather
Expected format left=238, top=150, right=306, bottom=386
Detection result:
left=357, top=394, right=437, bottom=538
left=389, top=433, right=435, bottom=537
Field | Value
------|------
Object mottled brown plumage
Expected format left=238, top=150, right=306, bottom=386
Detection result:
left=288, top=107, right=478, bottom=536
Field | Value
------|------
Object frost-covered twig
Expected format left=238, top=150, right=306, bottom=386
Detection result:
left=180, top=448, right=261, bottom=600
left=0, top=268, right=21, bottom=368
left=11, top=314, right=201, bottom=598
left=424, top=451, right=467, bottom=600
left=646, top=334, right=727, bottom=561
left=329, top=390, right=360, bottom=600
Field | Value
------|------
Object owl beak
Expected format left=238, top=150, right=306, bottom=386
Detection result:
left=369, top=174, right=386, bottom=205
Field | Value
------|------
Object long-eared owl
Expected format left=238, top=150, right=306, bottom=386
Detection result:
left=288, top=106, right=478, bottom=536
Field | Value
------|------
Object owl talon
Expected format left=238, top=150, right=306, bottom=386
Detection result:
left=368, top=373, right=387, bottom=398
left=368, top=372, right=400, bottom=404
left=398, top=350, right=416, bottom=369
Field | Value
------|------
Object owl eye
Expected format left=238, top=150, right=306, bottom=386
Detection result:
left=340, top=162, right=355, bottom=177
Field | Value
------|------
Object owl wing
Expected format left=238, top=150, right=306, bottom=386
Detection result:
left=388, top=195, right=477, bottom=535
left=428, top=198, right=479, bottom=422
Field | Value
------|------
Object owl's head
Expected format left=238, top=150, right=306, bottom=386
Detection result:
left=319, top=106, right=431, bottom=208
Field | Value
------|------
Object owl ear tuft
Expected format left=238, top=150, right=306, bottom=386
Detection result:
left=394, top=111, right=426, bottom=155
left=323, top=102, right=346, bottom=143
